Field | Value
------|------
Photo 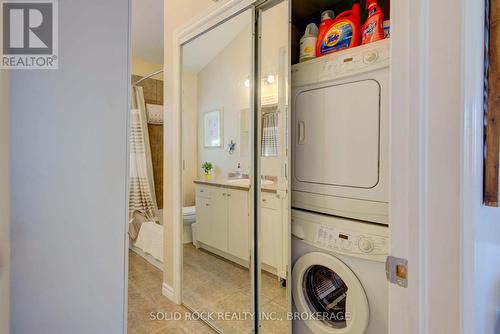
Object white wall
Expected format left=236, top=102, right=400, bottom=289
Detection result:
left=194, top=3, right=288, bottom=180
left=182, top=70, right=198, bottom=206
left=425, top=0, right=462, bottom=332
left=0, top=70, right=10, bottom=334
left=9, top=1, right=130, bottom=333
left=132, top=58, right=163, bottom=79
left=475, top=209, right=500, bottom=334
left=197, top=27, right=252, bottom=178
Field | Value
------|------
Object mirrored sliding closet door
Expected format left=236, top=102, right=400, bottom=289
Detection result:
left=257, top=1, right=290, bottom=333
left=181, top=8, right=256, bottom=333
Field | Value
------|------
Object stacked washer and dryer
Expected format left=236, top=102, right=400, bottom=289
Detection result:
left=291, top=39, right=390, bottom=334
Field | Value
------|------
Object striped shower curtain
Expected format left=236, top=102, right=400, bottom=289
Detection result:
left=261, top=111, right=279, bottom=157
left=128, top=86, right=158, bottom=240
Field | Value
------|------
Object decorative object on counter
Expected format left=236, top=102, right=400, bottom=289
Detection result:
left=235, top=162, right=243, bottom=178
left=228, top=140, right=236, bottom=154
left=204, top=109, right=223, bottom=148
left=362, top=0, right=385, bottom=45
left=316, top=1, right=361, bottom=57
left=300, top=21, right=319, bottom=63
left=201, top=162, right=213, bottom=181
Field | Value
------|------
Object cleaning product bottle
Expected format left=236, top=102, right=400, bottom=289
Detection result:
left=316, top=10, right=335, bottom=56
left=316, top=1, right=361, bottom=57
left=299, top=22, right=319, bottom=63
left=362, top=0, right=385, bottom=44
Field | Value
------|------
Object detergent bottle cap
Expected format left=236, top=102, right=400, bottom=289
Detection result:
left=320, top=10, right=335, bottom=22
left=304, top=22, right=319, bottom=37
left=365, top=0, right=377, bottom=8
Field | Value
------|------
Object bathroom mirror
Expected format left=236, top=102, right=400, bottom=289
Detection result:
left=258, top=1, right=290, bottom=333
left=181, top=8, right=255, bottom=333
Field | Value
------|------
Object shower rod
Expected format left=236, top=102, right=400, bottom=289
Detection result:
left=132, top=69, right=164, bottom=86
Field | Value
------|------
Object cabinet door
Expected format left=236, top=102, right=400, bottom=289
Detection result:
left=209, top=187, right=228, bottom=251
left=227, top=189, right=250, bottom=260
left=195, top=196, right=212, bottom=246
left=261, top=206, right=281, bottom=269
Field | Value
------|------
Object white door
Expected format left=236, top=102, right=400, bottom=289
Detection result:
left=196, top=196, right=212, bottom=246
left=227, top=189, right=249, bottom=260
left=261, top=206, right=280, bottom=269
left=210, top=187, right=228, bottom=251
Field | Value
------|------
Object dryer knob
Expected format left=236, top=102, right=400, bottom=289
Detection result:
left=358, top=237, right=374, bottom=253
left=363, top=52, right=378, bottom=64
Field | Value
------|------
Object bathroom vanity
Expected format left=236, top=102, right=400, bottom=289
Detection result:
left=194, top=180, right=287, bottom=279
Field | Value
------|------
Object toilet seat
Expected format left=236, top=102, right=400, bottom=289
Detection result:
left=182, top=206, right=196, bottom=225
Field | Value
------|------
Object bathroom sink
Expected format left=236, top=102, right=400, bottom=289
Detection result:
left=261, top=179, right=274, bottom=186
left=227, top=179, right=251, bottom=186
left=227, top=179, right=274, bottom=187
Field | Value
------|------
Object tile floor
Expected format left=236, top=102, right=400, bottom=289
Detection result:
left=128, top=250, right=215, bottom=334
left=182, top=244, right=289, bottom=334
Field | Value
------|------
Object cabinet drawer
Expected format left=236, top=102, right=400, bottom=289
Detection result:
left=196, top=184, right=211, bottom=199
left=261, top=192, right=280, bottom=210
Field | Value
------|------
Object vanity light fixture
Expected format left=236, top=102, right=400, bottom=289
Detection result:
left=266, top=75, right=275, bottom=84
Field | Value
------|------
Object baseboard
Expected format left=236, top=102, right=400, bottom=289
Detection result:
left=162, top=282, right=178, bottom=304
left=129, top=245, right=163, bottom=271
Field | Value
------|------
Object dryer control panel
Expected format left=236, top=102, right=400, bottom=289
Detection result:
left=291, top=39, right=390, bottom=86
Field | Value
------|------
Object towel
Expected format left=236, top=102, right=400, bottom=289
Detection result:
left=134, top=221, right=164, bottom=263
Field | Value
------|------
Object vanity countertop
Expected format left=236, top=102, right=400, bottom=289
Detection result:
left=194, top=178, right=278, bottom=193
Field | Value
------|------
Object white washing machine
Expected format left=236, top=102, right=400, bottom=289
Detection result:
left=291, top=209, right=388, bottom=334
left=291, top=39, right=390, bottom=225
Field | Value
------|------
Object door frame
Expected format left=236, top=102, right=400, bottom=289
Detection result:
left=165, top=0, right=480, bottom=333
left=389, top=0, right=480, bottom=333
left=164, top=0, right=257, bottom=305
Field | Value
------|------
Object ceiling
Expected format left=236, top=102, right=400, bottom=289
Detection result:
left=131, top=0, right=163, bottom=64
left=182, top=11, right=251, bottom=73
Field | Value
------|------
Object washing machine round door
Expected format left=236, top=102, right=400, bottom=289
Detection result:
left=292, top=252, right=369, bottom=334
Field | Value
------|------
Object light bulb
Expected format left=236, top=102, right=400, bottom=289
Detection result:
left=244, top=79, right=250, bottom=88
left=266, top=75, right=275, bottom=84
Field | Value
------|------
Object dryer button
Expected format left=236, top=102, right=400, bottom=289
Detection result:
left=341, top=240, right=352, bottom=251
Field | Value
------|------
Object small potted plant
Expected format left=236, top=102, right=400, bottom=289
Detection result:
left=201, top=162, right=213, bottom=181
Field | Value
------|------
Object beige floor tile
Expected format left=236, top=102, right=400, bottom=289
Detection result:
left=128, top=251, right=216, bottom=334
left=181, top=244, right=289, bottom=333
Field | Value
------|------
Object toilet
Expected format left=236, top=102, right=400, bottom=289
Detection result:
left=182, top=206, right=196, bottom=244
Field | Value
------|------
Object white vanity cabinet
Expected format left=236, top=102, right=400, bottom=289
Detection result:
left=227, top=188, right=250, bottom=260
left=261, top=191, right=285, bottom=279
left=195, top=183, right=250, bottom=262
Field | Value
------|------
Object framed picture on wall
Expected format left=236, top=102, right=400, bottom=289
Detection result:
left=204, top=109, right=223, bottom=148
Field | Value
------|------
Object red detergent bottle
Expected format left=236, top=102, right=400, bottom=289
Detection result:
left=362, top=0, right=385, bottom=44
left=316, top=1, right=361, bottom=57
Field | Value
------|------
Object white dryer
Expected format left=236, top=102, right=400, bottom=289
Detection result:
left=291, top=39, right=390, bottom=225
left=291, top=209, right=388, bottom=334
